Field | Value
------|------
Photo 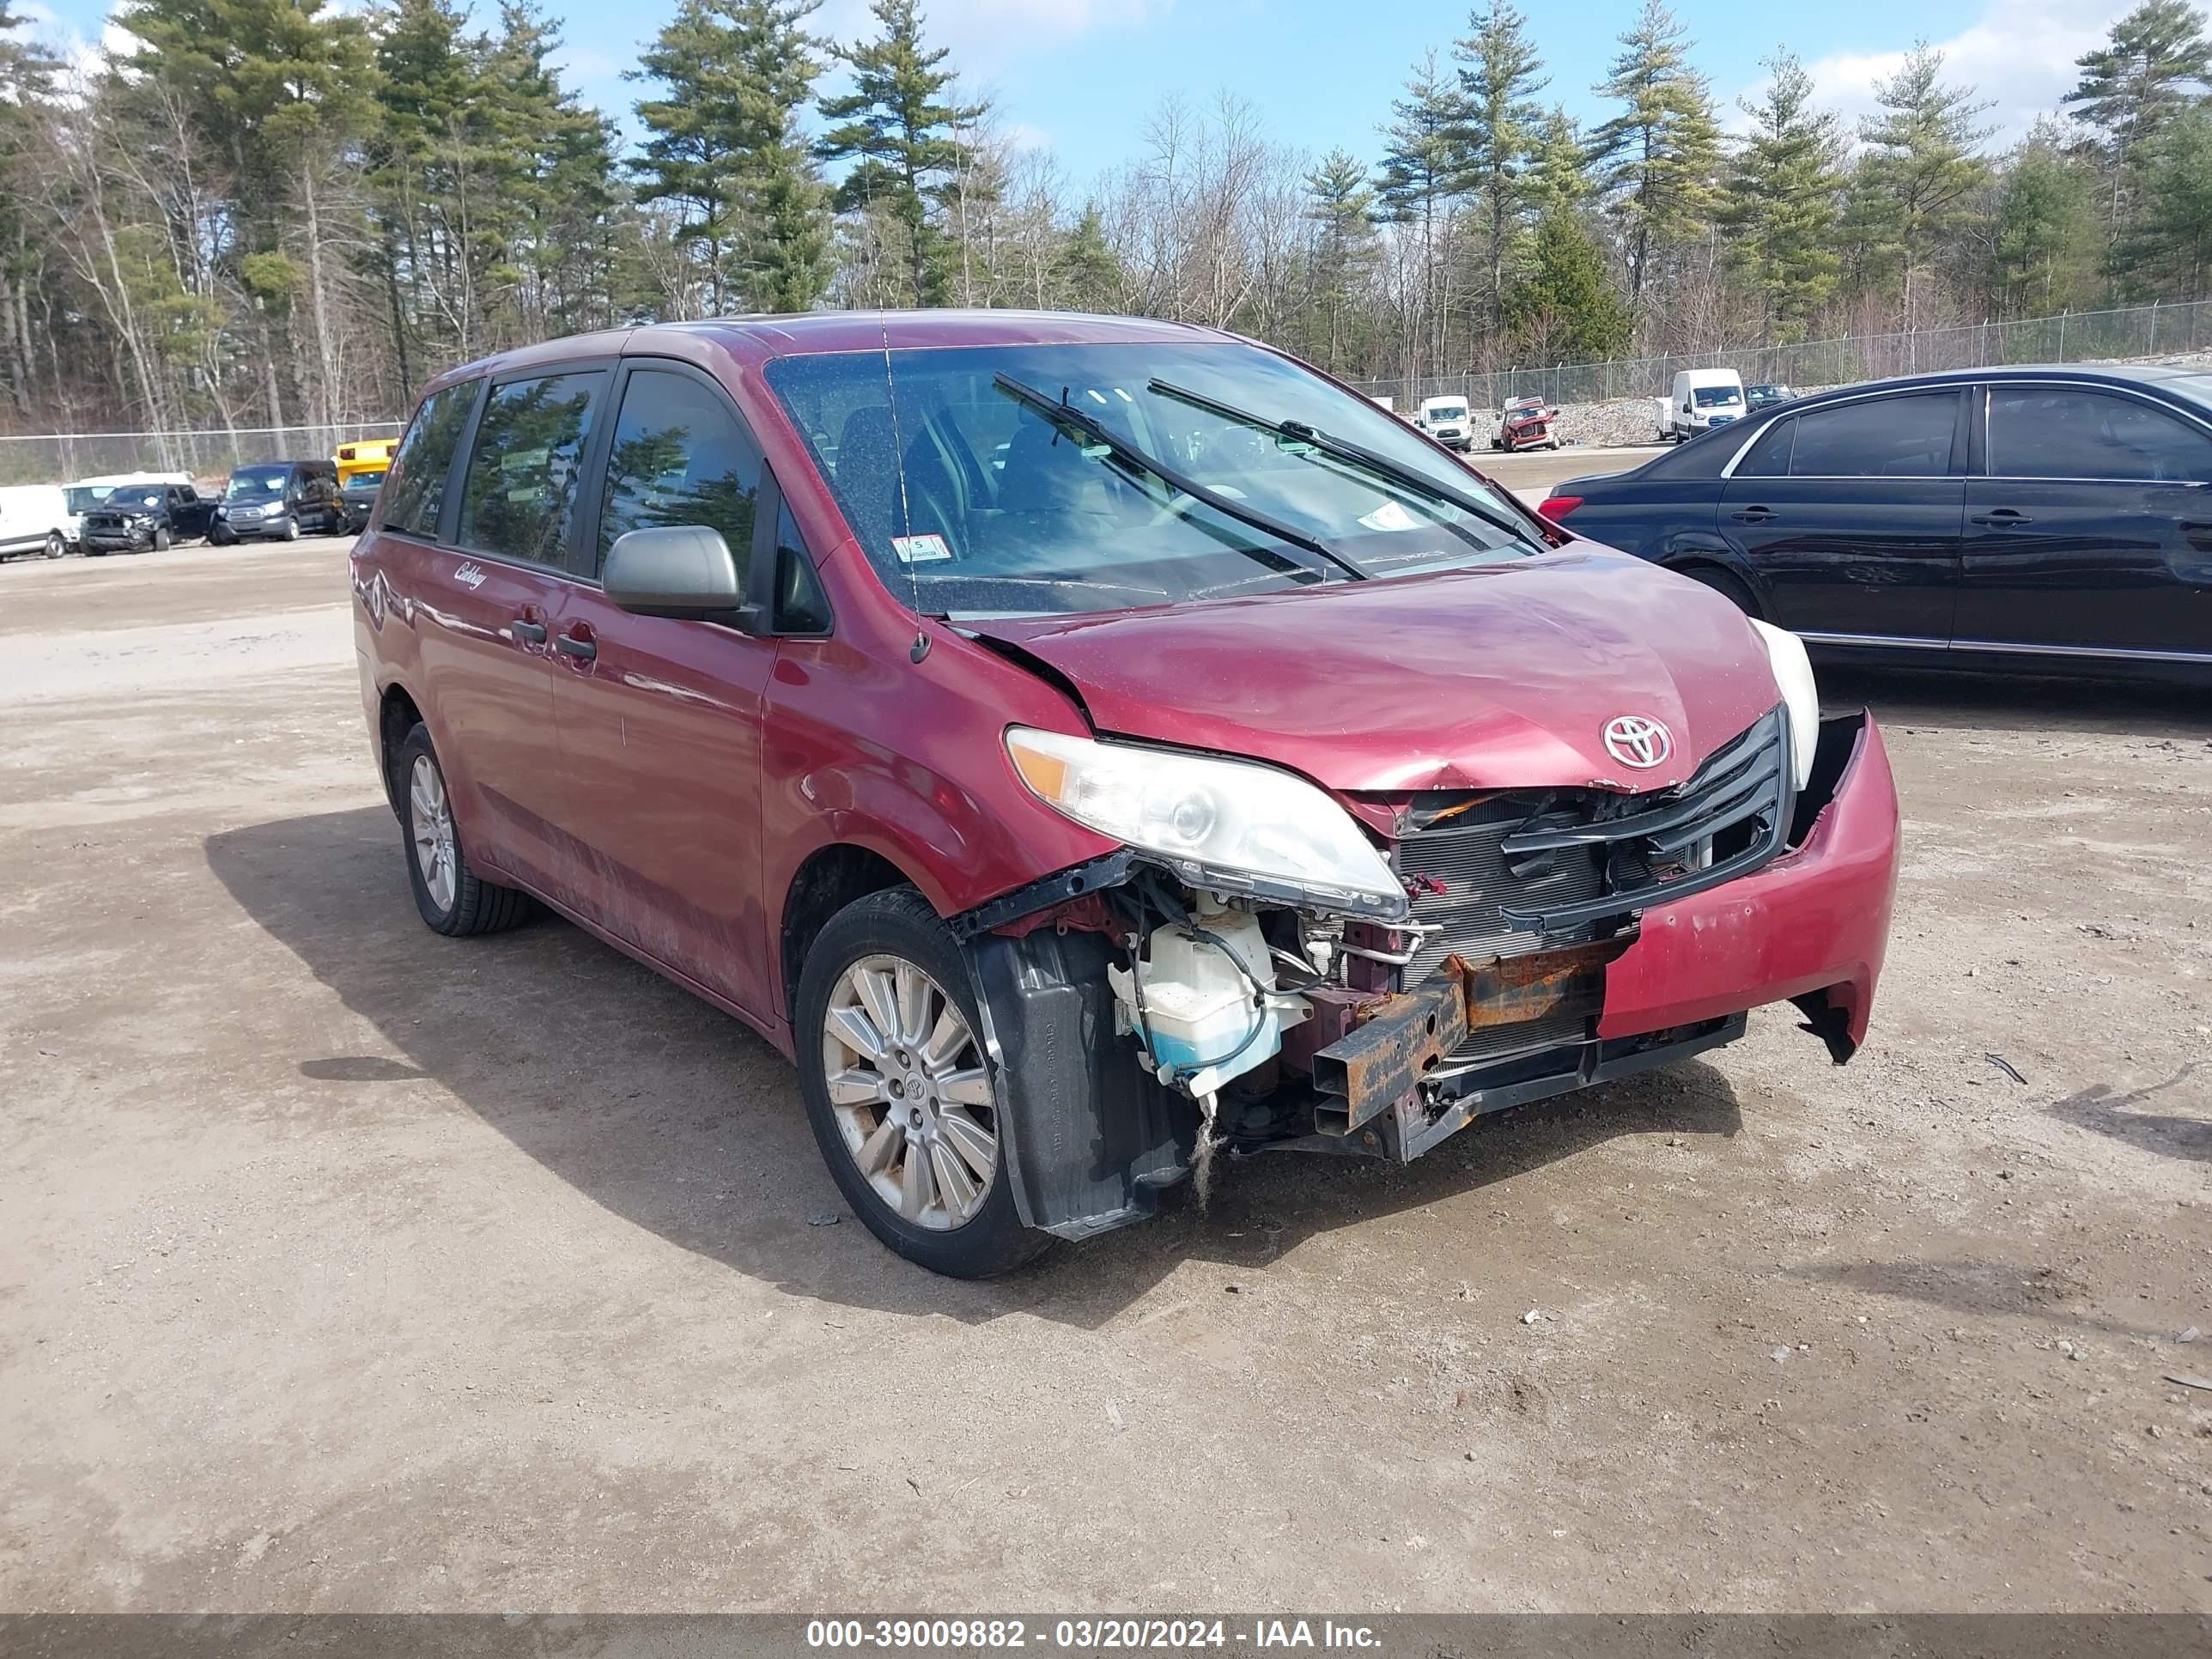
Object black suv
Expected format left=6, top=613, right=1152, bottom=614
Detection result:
left=80, top=483, right=219, bottom=555
left=212, top=460, right=343, bottom=543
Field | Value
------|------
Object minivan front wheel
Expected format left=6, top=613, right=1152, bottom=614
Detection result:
left=281, top=516, right=301, bottom=542
left=796, top=888, right=1042, bottom=1278
left=395, top=724, right=532, bottom=937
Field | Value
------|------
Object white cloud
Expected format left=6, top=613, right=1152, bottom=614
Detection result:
left=1784, top=0, right=2135, bottom=148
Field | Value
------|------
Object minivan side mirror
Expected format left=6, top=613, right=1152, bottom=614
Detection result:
left=604, top=525, right=762, bottom=629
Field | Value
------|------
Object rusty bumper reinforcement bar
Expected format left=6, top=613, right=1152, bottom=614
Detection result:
left=1310, top=934, right=1637, bottom=1135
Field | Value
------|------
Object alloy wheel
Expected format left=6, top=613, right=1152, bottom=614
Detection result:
left=407, top=755, right=458, bottom=914
left=819, top=954, right=997, bottom=1231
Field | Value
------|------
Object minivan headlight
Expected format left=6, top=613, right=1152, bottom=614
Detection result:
left=1005, top=727, right=1408, bottom=919
left=1750, top=619, right=1819, bottom=790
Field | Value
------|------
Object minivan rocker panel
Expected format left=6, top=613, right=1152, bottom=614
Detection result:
left=351, top=311, right=1901, bottom=1278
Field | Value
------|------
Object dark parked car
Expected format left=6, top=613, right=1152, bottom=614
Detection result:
left=1540, top=365, right=2212, bottom=681
left=351, top=313, right=1899, bottom=1278
left=212, top=459, right=343, bottom=543
left=1745, top=382, right=1797, bottom=411
left=339, top=468, right=386, bottom=534
left=78, top=482, right=218, bottom=554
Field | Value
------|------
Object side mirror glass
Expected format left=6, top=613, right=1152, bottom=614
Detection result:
left=604, top=525, right=761, bottom=628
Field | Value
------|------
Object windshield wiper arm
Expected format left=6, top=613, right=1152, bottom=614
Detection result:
left=1147, top=378, right=1546, bottom=550
left=991, top=373, right=1368, bottom=582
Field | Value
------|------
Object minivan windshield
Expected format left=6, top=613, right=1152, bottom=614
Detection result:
left=63, top=486, right=110, bottom=514
left=226, top=465, right=289, bottom=501
left=1693, top=386, right=1743, bottom=409
left=765, top=342, right=1540, bottom=618
left=1425, top=403, right=1468, bottom=422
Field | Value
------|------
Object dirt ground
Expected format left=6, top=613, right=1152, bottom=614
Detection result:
left=2, top=528, right=2209, bottom=1615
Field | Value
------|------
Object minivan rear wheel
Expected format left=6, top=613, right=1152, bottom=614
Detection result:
left=795, top=887, right=1042, bottom=1279
left=395, top=724, right=533, bottom=937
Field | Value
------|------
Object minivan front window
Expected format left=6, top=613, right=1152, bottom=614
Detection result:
left=765, top=341, right=1540, bottom=618
left=226, top=465, right=289, bottom=500
left=1693, top=386, right=1742, bottom=409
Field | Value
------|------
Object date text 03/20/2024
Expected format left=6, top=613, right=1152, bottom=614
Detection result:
left=805, top=1619, right=1381, bottom=1649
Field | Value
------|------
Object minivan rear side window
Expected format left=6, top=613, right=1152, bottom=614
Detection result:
left=381, top=383, right=476, bottom=538
left=1790, top=392, right=1958, bottom=477
left=596, top=368, right=763, bottom=575
left=458, top=371, right=605, bottom=566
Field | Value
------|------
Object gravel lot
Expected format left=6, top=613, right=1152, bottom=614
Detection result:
left=3, top=530, right=2209, bottom=1613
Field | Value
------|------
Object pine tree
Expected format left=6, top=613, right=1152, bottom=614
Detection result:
left=2063, top=0, right=2211, bottom=240
left=1587, top=0, right=1722, bottom=308
left=1988, top=121, right=2100, bottom=314
left=1851, top=42, right=1992, bottom=319
left=2112, top=103, right=2212, bottom=297
left=1303, top=150, right=1378, bottom=372
left=1056, top=204, right=1122, bottom=311
left=1723, top=53, right=1844, bottom=342
left=1376, top=52, right=1468, bottom=375
left=1525, top=107, right=1591, bottom=216
left=1452, top=3, right=1547, bottom=329
left=1502, top=206, right=1631, bottom=362
left=814, top=0, right=985, bottom=306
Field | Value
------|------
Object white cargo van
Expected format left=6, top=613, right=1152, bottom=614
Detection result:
left=0, top=483, right=71, bottom=561
left=1656, top=368, right=1747, bottom=442
left=1418, top=395, right=1474, bottom=452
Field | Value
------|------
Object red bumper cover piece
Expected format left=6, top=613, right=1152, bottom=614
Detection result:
left=1598, top=714, right=1899, bottom=1052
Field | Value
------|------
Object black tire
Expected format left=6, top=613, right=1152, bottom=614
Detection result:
left=210, top=521, right=235, bottom=546
left=394, top=723, right=533, bottom=937
left=794, top=886, right=1044, bottom=1279
left=281, top=516, right=301, bottom=542
left=153, top=526, right=171, bottom=551
left=1677, top=563, right=1761, bottom=619
left=43, top=531, right=64, bottom=559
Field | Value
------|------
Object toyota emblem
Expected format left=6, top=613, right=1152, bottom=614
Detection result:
left=1602, top=714, right=1673, bottom=769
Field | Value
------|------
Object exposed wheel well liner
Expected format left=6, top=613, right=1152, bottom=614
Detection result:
left=779, top=844, right=918, bottom=1016
left=378, top=684, right=424, bottom=817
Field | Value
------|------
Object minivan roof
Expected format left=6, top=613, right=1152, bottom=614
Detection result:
left=417, top=310, right=1246, bottom=399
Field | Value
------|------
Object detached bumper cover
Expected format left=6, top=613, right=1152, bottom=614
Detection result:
left=1598, top=711, right=1899, bottom=1054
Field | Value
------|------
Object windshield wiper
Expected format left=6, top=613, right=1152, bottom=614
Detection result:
left=991, top=373, right=1368, bottom=582
left=1147, top=379, right=1546, bottom=551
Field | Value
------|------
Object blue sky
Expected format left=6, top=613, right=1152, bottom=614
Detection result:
left=23, top=0, right=2136, bottom=186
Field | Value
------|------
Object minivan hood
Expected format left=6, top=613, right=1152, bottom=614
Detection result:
left=966, top=548, right=1779, bottom=794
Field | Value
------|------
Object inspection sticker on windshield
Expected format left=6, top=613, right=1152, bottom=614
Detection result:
left=1358, top=500, right=1421, bottom=532
left=890, top=533, right=953, bottom=564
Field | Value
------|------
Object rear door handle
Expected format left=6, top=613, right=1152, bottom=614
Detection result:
left=1970, top=508, right=2032, bottom=526
left=510, top=619, right=547, bottom=644
left=1730, top=507, right=1776, bottom=524
left=556, top=632, right=597, bottom=661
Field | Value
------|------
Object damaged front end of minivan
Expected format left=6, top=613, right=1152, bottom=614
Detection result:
left=950, top=702, right=1897, bottom=1243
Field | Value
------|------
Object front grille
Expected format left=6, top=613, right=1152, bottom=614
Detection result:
left=1393, top=706, right=1792, bottom=976
left=1395, top=803, right=1606, bottom=983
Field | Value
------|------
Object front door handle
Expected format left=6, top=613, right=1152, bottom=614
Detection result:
left=556, top=631, right=598, bottom=662
left=510, top=618, right=547, bottom=644
left=1971, top=508, right=2033, bottom=527
left=1730, top=507, right=1777, bottom=524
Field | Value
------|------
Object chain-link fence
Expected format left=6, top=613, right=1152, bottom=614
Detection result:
left=1346, top=300, right=2212, bottom=415
left=0, top=422, right=404, bottom=489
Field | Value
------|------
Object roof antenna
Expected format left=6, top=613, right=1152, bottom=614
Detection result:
left=877, top=311, right=930, bottom=665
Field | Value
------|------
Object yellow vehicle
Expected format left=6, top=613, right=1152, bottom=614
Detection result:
left=335, top=437, right=398, bottom=532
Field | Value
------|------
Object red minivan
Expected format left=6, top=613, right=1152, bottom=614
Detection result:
left=351, top=312, right=1900, bottom=1277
